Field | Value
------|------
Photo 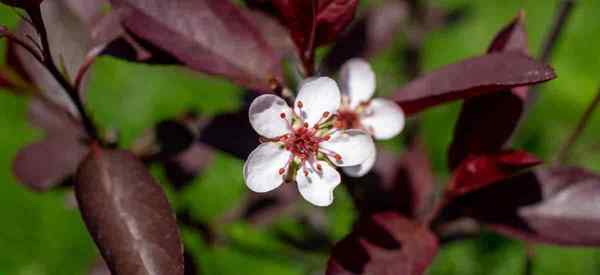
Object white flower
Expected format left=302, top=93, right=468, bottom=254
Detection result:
left=244, top=77, right=375, bottom=207
left=336, top=58, right=406, bottom=177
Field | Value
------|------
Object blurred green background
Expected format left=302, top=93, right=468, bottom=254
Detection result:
left=1, top=0, right=600, bottom=274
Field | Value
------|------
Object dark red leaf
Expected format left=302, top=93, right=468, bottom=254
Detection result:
left=0, top=0, right=44, bottom=9
left=392, top=52, right=555, bottom=115
left=438, top=166, right=600, bottom=246
left=112, top=0, right=283, bottom=91
left=9, top=0, right=100, bottom=111
left=164, top=143, right=214, bottom=190
left=272, top=0, right=358, bottom=59
left=448, top=12, right=530, bottom=169
left=198, top=108, right=259, bottom=160
left=88, top=258, right=111, bottom=275
left=12, top=98, right=88, bottom=191
left=314, top=0, right=359, bottom=46
left=517, top=167, right=600, bottom=246
left=345, top=140, right=435, bottom=220
left=13, top=135, right=88, bottom=191
left=327, top=212, right=438, bottom=275
left=447, top=150, right=542, bottom=196
left=75, top=148, right=184, bottom=275
left=322, top=1, right=408, bottom=74
left=92, top=6, right=177, bottom=64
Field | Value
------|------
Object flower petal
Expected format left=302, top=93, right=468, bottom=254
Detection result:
left=361, top=98, right=405, bottom=140
left=320, top=129, right=375, bottom=167
left=249, top=94, right=292, bottom=138
left=244, top=142, right=292, bottom=193
left=296, top=161, right=341, bottom=207
left=343, top=150, right=377, bottom=177
left=295, top=77, right=341, bottom=127
left=339, top=58, right=376, bottom=109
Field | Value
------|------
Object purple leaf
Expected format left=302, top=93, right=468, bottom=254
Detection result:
left=12, top=98, right=88, bottom=191
left=112, top=0, right=283, bottom=91
left=9, top=0, right=100, bottom=113
left=92, top=6, right=176, bottom=64
left=0, top=0, right=44, bottom=9
left=327, top=212, right=438, bottom=275
left=448, top=12, right=531, bottom=169
left=345, top=140, right=435, bottom=220
left=322, top=1, right=408, bottom=73
left=392, top=52, right=555, bottom=115
left=272, top=0, right=358, bottom=63
left=75, top=148, right=184, bottom=275
left=88, top=258, right=111, bottom=275
left=518, top=167, right=600, bottom=245
left=198, top=108, right=259, bottom=160
left=164, top=143, right=215, bottom=190
left=439, top=166, right=600, bottom=246
left=447, top=150, right=542, bottom=196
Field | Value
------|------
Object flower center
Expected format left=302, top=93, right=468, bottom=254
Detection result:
left=274, top=101, right=341, bottom=177
left=335, top=109, right=361, bottom=130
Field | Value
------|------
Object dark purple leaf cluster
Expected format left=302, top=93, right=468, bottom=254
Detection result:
left=0, top=1, right=596, bottom=275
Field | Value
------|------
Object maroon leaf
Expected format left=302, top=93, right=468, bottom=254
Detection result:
left=327, top=212, right=438, bottom=275
left=438, top=166, right=600, bottom=246
left=198, top=108, right=259, bottom=160
left=92, top=6, right=176, bottom=64
left=517, top=167, right=600, bottom=245
left=75, top=148, right=184, bottom=275
left=447, top=150, right=542, bottom=196
left=0, top=0, right=44, bottom=9
left=112, top=0, right=283, bottom=91
left=272, top=0, right=358, bottom=62
left=88, top=258, right=111, bottom=275
left=9, top=0, right=100, bottom=112
left=164, top=143, right=214, bottom=190
left=345, top=140, right=435, bottom=220
left=448, top=12, right=531, bottom=169
left=322, top=1, right=408, bottom=74
left=391, top=52, right=555, bottom=115
left=12, top=98, right=88, bottom=191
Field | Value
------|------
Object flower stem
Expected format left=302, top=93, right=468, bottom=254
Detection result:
left=554, top=87, right=600, bottom=165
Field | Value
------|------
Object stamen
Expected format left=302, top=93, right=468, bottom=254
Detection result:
left=297, top=101, right=304, bottom=108
left=278, top=168, right=286, bottom=175
left=280, top=112, right=286, bottom=119
left=316, top=164, right=322, bottom=171
left=322, top=111, right=330, bottom=118
left=303, top=122, right=309, bottom=128
left=335, top=154, right=342, bottom=161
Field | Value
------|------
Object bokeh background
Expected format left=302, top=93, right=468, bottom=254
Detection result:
left=1, top=0, right=600, bottom=274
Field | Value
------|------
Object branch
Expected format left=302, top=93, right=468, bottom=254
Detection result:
left=26, top=7, right=100, bottom=141
left=526, top=0, right=576, bottom=108
left=0, top=26, right=43, bottom=64
left=554, top=87, right=600, bottom=164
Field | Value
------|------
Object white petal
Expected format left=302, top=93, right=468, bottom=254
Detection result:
left=244, top=142, right=292, bottom=193
left=339, top=58, right=376, bottom=109
left=320, top=129, right=375, bottom=167
left=295, top=77, right=341, bottom=127
left=249, top=94, right=292, bottom=138
left=296, top=161, right=341, bottom=207
left=343, top=150, right=377, bottom=177
left=360, top=98, right=406, bottom=140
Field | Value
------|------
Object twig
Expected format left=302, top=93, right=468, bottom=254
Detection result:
left=526, top=0, right=576, bottom=108
left=26, top=7, right=100, bottom=141
left=554, top=87, right=600, bottom=164
left=523, top=242, right=536, bottom=275
left=539, top=0, right=575, bottom=63
left=0, top=26, right=44, bottom=64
